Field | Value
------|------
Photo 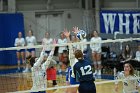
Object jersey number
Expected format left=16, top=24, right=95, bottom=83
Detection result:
left=80, top=65, right=92, bottom=76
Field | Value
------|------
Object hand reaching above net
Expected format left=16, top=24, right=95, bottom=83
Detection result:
left=72, top=26, right=80, bottom=34
left=63, top=28, right=71, bottom=38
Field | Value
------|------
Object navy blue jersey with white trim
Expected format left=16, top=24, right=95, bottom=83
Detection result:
left=73, top=59, right=94, bottom=82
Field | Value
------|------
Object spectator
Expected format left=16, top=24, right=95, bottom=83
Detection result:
left=115, top=62, right=140, bottom=93
left=23, top=30, right=37, bottom=73
left=14, top=32, right=25, bottom=71
left=57, top=32, right=68, bottom=73
left=90, top=30, right=102, bottom=75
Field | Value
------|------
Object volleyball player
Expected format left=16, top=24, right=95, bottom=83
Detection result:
left=26, top=30, right=37, bottom=57
left=42, top=32, right=53, bottom=55
left=71, top=35, right=80, bottom=51
left=24, top=30, right=37, bottom=72
left=57, top=32, right=68, bottom=73
left=14, top=32, right=25, bottom=71
left=42, top=32, right=57, bottom=86
left=79, top=36, right=87, bottom=56
left=73, top=50, right=96, bottom=93
left=63, top=30, right=79, bottom=93
left=115, top=62, right=140, bottom=93
left=90, top=30, right=102, bottom=75
left=29, top=45, right=55, bottom=93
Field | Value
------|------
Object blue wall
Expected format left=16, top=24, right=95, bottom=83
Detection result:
left=0, top=13, right=24, bottom=65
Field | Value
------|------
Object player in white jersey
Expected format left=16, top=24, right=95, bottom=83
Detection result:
left=42, top=32, right=57, bottom=86
left=90, top=30, right=102, bottom=75
left=115, top=63, right=140, bottom=93
left=57, top=32, right=68, bottom=73
left=28, top=45, right=55, bottom=93
left=58, top=32, right=67, bottom=54
left=26, top=30, right=37, bottom=57
left=63, top=29, right=79, bottom=93
left=71, top=35, right=80, bottom=50
left=42, top=32, right=53, bottom=55
left=80, top=38, right=88, bottom=55
left=14, top=32, right=25, bottom=71
left=24, top=30, right=37, bottom=73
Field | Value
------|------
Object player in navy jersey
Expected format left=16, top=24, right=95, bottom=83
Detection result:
left=73, top=50, right=96, bottom=93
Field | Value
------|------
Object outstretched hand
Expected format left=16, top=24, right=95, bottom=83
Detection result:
left=53, top=39, right=57, bottom=44
left=72, top=26, right=80, bottom=34
left=63, top=28, right=70, bottom=37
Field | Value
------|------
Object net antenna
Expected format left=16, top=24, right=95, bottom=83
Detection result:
left=114, top=31, right=120, bottom=40
left=114, top=31, right=123, bottom=50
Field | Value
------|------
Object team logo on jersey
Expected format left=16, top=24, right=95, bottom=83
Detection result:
left=124, top=82, right=128, bottom=86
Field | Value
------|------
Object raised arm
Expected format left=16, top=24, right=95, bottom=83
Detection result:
left=33, top=47, right=45, bottom=67
left=72, top=26, right=80, bottom=34
left=41, top=40, right=56, bottom=70
left=63, top=29, right=75, bottom=66
left=63, top=29, right=79, bottom=78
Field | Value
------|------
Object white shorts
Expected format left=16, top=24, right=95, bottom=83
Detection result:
left=58, top=48, right=67, bottom=53
left=91, top=48, right=101, bottom=53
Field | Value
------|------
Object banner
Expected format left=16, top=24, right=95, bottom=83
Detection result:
left=100, top=10, right=140, bottom=34
left=0, top=13, right=24, bottom=65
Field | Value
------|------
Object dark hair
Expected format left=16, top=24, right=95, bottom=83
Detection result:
left=29, top=30, right=33, bottom=35
left=74, top=50, right=83, bottom=59
left=45, top=32, right=50, bottom=35
left=91, top=30, right=98, bottom=37
left=29, top=57, right=37, bottom=67
left=124, top=62, right=134, bottom=75
left=124, top=44, right=131, bottom=57
left=26, top=55, right=36, bottom=67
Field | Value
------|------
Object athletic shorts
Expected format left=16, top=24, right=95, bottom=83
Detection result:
left=78, top=81, right=96, bottom=93
left=92, top=48, right=101, bottom=53
left=45, top=51, right=51, bottom=55
left=27, top=48, right=35, bottom=52
left=66, top=67, right=79, bottom=85
left=46, top=68, right=56, bottom=80
left=17, top=49, right=25, bottom=52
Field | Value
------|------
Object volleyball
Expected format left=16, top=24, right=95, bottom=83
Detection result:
left=76, top=30, right=87, bottom=40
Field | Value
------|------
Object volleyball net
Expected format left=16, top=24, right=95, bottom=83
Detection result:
left=0, top=38, right=140, bottom=93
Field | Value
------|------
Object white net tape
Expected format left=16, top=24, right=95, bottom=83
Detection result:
left=0, top=38, right=140, bottom=51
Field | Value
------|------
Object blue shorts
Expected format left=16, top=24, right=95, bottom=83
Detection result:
left=45, top=51, right=51, bottom=55
left=70, top=76, right=79, bottom=85
left=17, top=49, right=25, bottom=52
left=27, top=48, right=35, bottom=52
left=66, top=67, right=79, bottom=85
left=79, top=81, right=96, bottom=93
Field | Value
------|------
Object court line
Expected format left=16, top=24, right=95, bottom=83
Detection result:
left=8, top=77, right=140, bottom=93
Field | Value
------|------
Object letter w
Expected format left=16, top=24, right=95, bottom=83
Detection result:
left=102, top=13, right=116, bottom=34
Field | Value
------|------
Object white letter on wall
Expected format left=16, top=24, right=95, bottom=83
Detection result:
left=118, top=14, right=130, bottom=34
left=133, top=14, right=140, bottom=34
left=102, top=13, right=116, bottom=34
